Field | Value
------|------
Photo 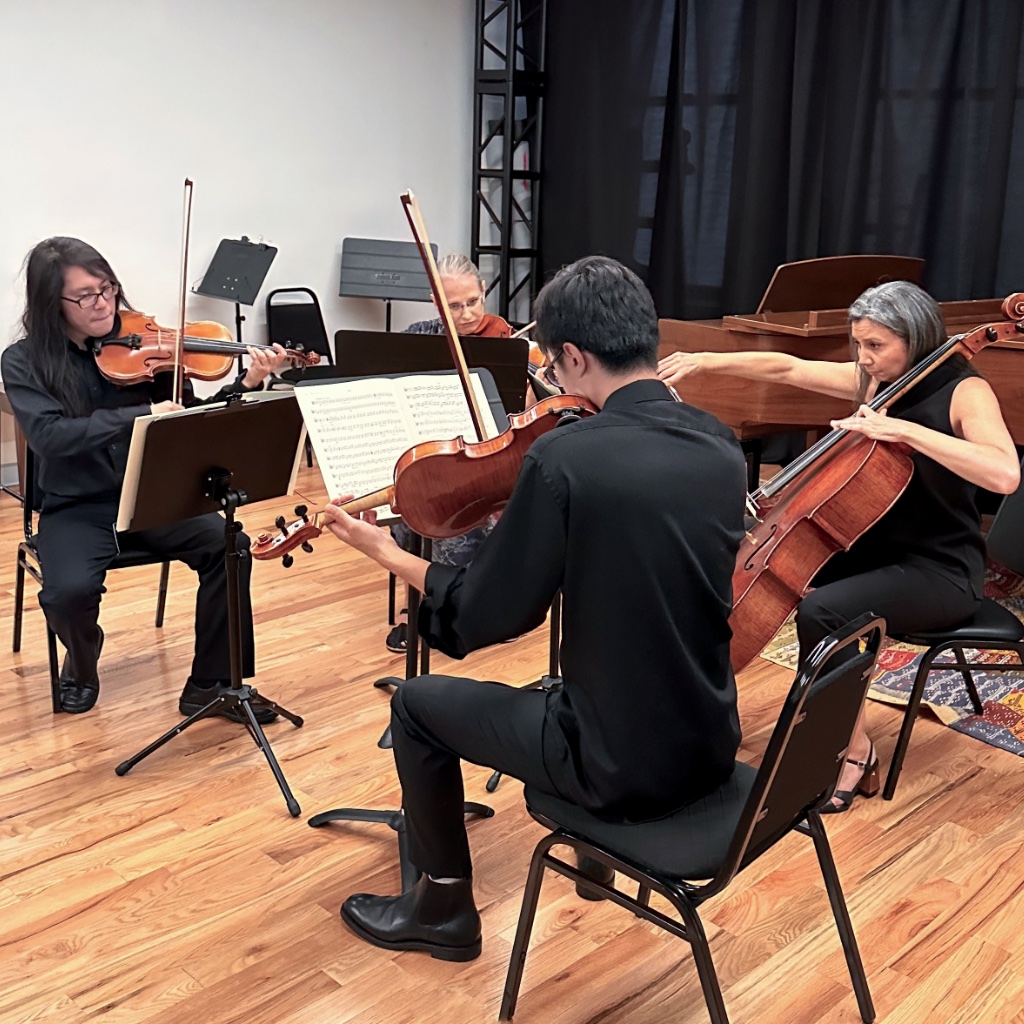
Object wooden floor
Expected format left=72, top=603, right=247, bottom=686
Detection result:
left=2, top=463, right=1024, bottom=1024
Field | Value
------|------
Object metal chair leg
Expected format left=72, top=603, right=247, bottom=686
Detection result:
left=47, top=627, right=61, bottom=714
left=883, top=644, right=942, bottom=800
left=668, top=891, right=730, bottom=1024
left=500, top=835, right=555, bottom=1021
left=13, top=554, right=26, bottom=653
left=808, top=813, right=875, bottom=1022
left=155, top=561, right=170, bottom=628
left=949, top=644, right=984, bottom=715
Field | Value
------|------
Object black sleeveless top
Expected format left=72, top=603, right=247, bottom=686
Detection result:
left=841, top=357, right=985, bottom=598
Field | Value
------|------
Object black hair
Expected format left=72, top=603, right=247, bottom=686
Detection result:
left=20, top=236, right=127, bottom=416
left=532, top=255, right=659, bottom=372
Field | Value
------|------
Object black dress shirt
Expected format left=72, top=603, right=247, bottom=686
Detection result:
left=1, top=316, right=254, bottom=506
left=420, top=378, right=747, bottom=820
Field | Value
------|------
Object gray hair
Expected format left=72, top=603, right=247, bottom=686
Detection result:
left=437, top=253, right=484, bottom=289
left=848, top=280, right=946, bottom=401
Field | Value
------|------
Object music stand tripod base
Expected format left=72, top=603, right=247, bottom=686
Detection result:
left=308, top=803, right=494, bottom=893
left=115, top=684, right=305, bottom=817
left=111, top=394, right=308, bottom=818
left=311, top=534, right=493, bottom=888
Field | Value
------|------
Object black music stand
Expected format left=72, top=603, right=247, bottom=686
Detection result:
left=338, top=238, right=438, bottom=331
left=299, top=363, right=503, bottom=888
left=333, top=329, right=530, bottom=418
left=309, top=529, right=494, bottom=891
left=112, top=393, right=308, bottom=817
left=195, top=236, right=278, bottom=368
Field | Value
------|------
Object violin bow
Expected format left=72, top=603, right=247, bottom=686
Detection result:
left=173, top=177, right=195, bottom=407
left=400, top=191, right=488, bottom=442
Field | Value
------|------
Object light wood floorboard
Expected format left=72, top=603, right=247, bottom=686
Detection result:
left=1, top=464, right=1022, bottom=1023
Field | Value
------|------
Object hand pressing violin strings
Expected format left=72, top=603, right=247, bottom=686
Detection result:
left=242, top=342, right=289, bottom=388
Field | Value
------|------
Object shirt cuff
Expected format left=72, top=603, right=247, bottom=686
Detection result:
left=418, top=563, right=468, bottom=658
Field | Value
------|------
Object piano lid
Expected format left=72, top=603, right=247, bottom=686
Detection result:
left=756, top=255, right=926, bottom=314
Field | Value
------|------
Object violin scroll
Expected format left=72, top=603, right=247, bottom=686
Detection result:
left=254, top=505, right=326, bottom=564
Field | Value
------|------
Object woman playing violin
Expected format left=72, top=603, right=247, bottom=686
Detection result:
left=1, top=236, right=287, bottom=716
left=387, top=253, right=522, bottom=653
left=659, top=279, right=1020, bottom=812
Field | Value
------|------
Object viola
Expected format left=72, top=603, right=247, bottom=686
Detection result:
left=251, top=393, right=596, bottom=561
left=92, top=310, right=320, bottom=386
left=729, top=292, right=1024, bottom=672
left=255, top=190, right=599, bottom=566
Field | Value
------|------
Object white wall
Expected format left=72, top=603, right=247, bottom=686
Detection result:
left=0, top=0, right=476, bottom=476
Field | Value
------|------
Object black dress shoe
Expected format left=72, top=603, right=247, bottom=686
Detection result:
left=178, top=678, right=279, bottom=725
left=59, top=626, right=105, bottom=715
left=575, top=854, right=615, bottom=901
left=341, top=875, right=481, bottom=961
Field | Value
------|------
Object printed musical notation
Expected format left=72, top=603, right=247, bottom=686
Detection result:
left=293, top=373, right=499, bottom=516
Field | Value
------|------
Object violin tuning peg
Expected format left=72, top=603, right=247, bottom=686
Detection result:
left=275, top=515, right=286, bottom=530
left=294, top=504, right=308, bottom=519
left=256, top=532, right=270, bottom=545
left=281, top=553, right=294, bottom=569
left=300, top=541, right=314, bottom=554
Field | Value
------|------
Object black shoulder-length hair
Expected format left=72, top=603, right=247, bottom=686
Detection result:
left=20, top=236, right=130, bottom=416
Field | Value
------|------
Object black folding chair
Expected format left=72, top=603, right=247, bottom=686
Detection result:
left=501, top=614, right=885, bottom=1024
left=13, top=446, right=171, bottom=713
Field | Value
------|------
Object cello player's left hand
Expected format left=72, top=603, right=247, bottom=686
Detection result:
left=242, top=343, right=289, bottom=388
left=830, top=404, right=905, bottom=443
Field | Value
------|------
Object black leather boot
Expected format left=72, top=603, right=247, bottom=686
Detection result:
left=60, top=626, right=104, bottom=714
left=341, top=875, right=482, bottom=961
left=575, top=854, right=615, bottom=901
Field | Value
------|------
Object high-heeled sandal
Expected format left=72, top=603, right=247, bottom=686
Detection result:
left=821, top=743, right=880, bottom=814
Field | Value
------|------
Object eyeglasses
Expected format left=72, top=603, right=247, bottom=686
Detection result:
left=448, top=295, right=483, bottom=316
left=542, top=348, right=567, bottom=388
left=61, top=282, right=119, bottom=309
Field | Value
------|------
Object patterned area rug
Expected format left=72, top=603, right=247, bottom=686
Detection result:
left=759, top=562, right=1024, bottom=758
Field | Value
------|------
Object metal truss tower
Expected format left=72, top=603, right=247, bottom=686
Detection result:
left=472, top=0, right=546, bottom=324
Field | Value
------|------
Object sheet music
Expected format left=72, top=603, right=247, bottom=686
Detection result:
left=297, top=380, right=414, bottom=503
left=401, top=375, right=499, bottom=442
left=293, top=373, right=501, bottom=517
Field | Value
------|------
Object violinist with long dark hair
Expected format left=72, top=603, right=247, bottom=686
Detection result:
left=659, top=280, right=1020, bottom=812
left=1, top=236, right=286, bottom=716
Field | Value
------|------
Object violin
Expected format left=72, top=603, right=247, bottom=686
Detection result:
left=729, top=292, right=1024, bottom=672
left=92, top=309, right=320, bottom=386
left=254, top=191, right=599, bottom=565
left=252, top=393, right=596, bottom=560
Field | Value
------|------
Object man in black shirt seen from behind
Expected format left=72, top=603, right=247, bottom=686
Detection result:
left=320, top=255, right=747, bottom=962
left=2, top=236, right=286, bottom=716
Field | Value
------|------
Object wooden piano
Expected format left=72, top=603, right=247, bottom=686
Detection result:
left=659, top=255, right=1024, bottom=445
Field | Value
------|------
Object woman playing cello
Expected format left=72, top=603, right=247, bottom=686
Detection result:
left=659, top=280, right=1020, bottom=812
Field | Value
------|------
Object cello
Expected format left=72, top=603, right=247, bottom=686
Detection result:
left=729, top=292, right=1024, bottom=672
left=253, top=192, right=595, bottom=563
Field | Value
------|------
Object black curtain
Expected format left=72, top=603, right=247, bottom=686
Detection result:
left=540, top=0, right=1024, bottom=319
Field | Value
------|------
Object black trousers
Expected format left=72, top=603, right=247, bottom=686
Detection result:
left=796, top=559, right=980, bottom=664
left=390, top=676, right=561, bottom=878
left=35, top=499, right=255, bottom=685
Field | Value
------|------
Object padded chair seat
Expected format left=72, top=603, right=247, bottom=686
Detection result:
left=525, top=762, right=758, bottom=882
left=890, top=597, right=1024, bottom=646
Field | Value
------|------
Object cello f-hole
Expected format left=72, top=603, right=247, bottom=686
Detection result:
left=743, top=523, right=778, bottom=571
